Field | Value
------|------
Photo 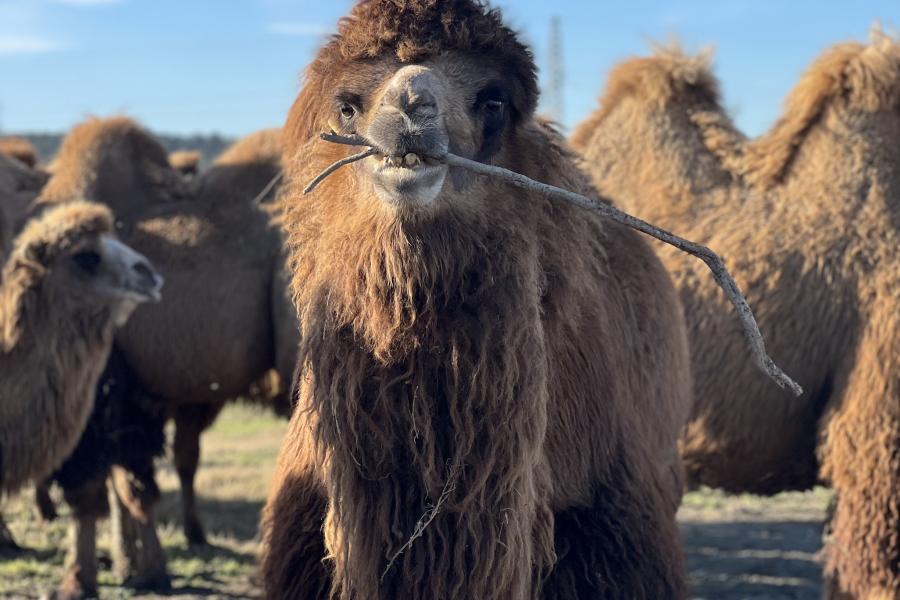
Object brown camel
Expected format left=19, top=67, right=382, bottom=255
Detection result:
left=261, top=1, right=692, bottom=598
left=0, top=201, right=161, bottom=544
left=168, top=150, right=202, bottom=177
left=0, top=136, right=39, bottom=169
left=572, top=38, right=900, bottom=599
left=34, top=118, right=299, bottom=598
left=0, top=153, right=49, bottom=258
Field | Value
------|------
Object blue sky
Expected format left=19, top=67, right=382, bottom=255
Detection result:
left=0, top=0, right=896, bottom=137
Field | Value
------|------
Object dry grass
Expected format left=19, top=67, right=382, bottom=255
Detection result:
left=0, top=405, right=831, bottom=599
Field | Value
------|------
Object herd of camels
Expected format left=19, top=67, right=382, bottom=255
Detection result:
left=0, top=1, right=897, bottom=599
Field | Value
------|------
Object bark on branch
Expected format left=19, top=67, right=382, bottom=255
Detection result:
left=304, top=132, right=804, bottom=397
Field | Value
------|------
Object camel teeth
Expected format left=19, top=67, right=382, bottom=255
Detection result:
left=403, top=153, right=422, bottom=167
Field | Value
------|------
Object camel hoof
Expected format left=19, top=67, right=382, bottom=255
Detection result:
left=41, top=583, right=97, bottom=600
left=123, top=572, right=171, bottom=591
left=0, top=532, right=27, bottom=557
left=184, top=520, right=208, bottom=547
left=35, top=498, right=58, bottom=523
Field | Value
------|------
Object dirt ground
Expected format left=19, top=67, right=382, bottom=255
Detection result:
left=0, top=405, right=831, bottom=599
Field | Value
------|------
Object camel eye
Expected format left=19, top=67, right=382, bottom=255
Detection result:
left=484, top=99, right=505, bottom=115
left=72, top=250, right=101, bottom=275
left=340, top=102, right=357, bottom=120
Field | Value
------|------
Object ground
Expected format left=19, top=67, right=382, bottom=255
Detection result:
left=0, top=405, right=830, bottom=599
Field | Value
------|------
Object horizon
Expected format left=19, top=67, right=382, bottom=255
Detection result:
left=0, top=1, right=897, bottom=138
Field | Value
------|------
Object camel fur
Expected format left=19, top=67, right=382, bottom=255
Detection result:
left=261, top=1, right=692, bottom=599
left=572, top=37, right=900, bottom=599
left=168, top=150, right=202, bottom=177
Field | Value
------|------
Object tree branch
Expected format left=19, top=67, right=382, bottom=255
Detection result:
left=305, top=132, right=803, bottom=397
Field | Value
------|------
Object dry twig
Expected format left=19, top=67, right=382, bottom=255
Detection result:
left=252, top=170, right=285, bottom=205
left=380, top=469, right=457, bottom=581
left=304, top=132, right=803, bottom=397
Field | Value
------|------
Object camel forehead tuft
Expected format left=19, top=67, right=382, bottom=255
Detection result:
left=16, top=200, right=113, bottom=263
left=317, top=0, right=538, bottom=116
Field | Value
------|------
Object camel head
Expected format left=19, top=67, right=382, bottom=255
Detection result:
left=284, top=0, right=538, bottom=218
left=10, top=201, right=163, bottom=322
left=746, top=32, right=900, bottom=187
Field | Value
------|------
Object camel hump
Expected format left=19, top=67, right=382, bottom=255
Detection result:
left=570, top=43, right=720, bottom=150
left=0, top=137, right=39, bottom=169
left=169, top=150, right=203, bottom=176
left=744, top=29, right=900, bottom=187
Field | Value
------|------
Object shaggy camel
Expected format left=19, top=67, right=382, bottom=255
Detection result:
left=261, top=1, right=692, bottom=598
left=572, top=39, right=900, bottom=599
left=0, top=201, right=161, bottom=544
left=168, top=150, right=202, bottom=177
left=0, top=153, right=48, bottom=258
left=33, top=117, right=298, bottom=598
left=0, top=136, right=39, bottom=169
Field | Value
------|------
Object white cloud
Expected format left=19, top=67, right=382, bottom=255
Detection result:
left=267, top=22, right=332, bottom=37
left=0, top=34, right=66, bottom=55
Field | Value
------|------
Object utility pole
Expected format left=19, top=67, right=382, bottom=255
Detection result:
left=547, top=16, right=565, bottom=126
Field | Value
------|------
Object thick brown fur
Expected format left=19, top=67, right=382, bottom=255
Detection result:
left=33, top=118, right=299, bottom=594
left=0, top=202, right=119, bottom=493
left=262, top=2, right=692, bottom=599
left=0, top=137, right=39, bottom=169
left=574, top=37, right=900, bottom=599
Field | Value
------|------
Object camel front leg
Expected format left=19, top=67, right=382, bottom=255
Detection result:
left=50, top=476, right=107, bottom=600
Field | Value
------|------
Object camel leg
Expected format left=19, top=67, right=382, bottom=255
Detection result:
left=540, top=470, right=687, bottom=599
left=173, top=401, right=224, bottom=546
left=51, top=476, right=108, bottom=600
left=0, top=509, right=23, bottom=555
left=34, top=478, right=58, bottom=523
left=108, top=464, right=169, bottom=590
left=260, top=469, right=332, bottom=600
left=819, top=316, right=899, bottom=600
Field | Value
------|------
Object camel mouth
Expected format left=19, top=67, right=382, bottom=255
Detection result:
left=367, top=151, right=448, bottom=206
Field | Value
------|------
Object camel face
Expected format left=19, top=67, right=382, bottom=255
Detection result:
left=326, top=53, right=519, bottom=212
left=38, top=232, right=163, bottom=313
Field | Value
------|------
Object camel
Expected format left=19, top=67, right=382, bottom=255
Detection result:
left=572, top=38, right=900, bottom=599
left=33, top=117, right=299, bottom=599
left=0, top=201, right=161, bottom=544
left=168, top=150, right=202, bottom=177
left=0, top=136, right=39, bottom=169
left=0, top=153, right=49, bottom=259
left=261, top=1, right=692, bottom=598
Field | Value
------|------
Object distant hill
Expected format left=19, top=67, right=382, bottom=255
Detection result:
left=11, top=132, right=234, bottom=166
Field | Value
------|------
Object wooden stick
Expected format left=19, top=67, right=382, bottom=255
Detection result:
left=305, top=132, right=804, bottom=396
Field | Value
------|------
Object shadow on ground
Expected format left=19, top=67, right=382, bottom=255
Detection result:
left=682, top=519, right=823, bottom=599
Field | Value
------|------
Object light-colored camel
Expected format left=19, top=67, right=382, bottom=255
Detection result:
left=262, top=1, right=692, bottom=598
left=0, top=201, right=161, bottom=546
left=573, top=37, right=900, bottom=599
left=34, top=117, right=299, bottom=598
left=168, top=150, right=202, bottom=177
